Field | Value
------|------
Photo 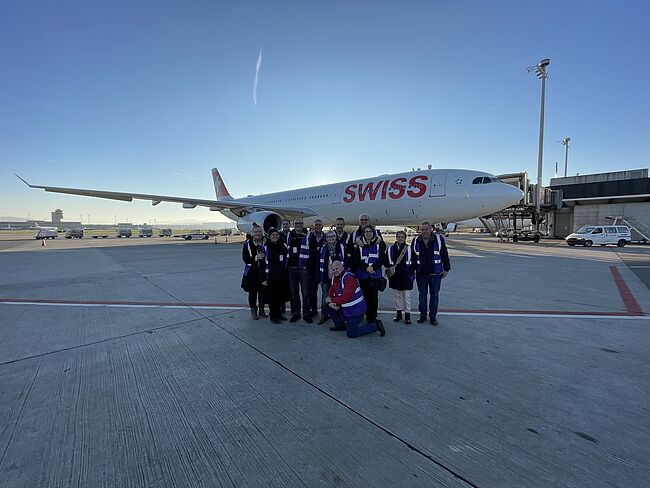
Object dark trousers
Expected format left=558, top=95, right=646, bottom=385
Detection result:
left=309, top=271, right=320, bottom=314
left=416, top=274, right=442, bottom=318
left=320, top=282, right=331, bottom=315
left=288, top=268, right=311, bottom=318
left=247, top=289, right=265, bottom=310
left=265, top=284, right=284, bottom=319
left=359, top=279, right=379, bottom=322
left=326, top=304, right=377, bottom=338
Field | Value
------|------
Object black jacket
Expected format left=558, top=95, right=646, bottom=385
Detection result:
left=263, top=241, right=288, bottom=285
left=308, top=231, right=327, bottom=273
left=241, top=237, right=266, bottom=291
left=412, top=234, right=451, bottom=275
left=387, top=242, right=416, bottom=290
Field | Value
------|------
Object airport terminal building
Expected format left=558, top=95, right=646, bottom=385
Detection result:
left=550, top=169, right=650, bottom=240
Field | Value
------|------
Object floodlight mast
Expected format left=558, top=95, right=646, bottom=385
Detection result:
left=561, top=137, right=570, bottom=177
left=531, top=58, right=550, bottom=230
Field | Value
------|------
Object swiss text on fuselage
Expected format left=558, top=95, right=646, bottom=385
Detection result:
left=342, top=175, right=427, bottom=203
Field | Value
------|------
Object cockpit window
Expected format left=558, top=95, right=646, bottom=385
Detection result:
left=472, top=176, right=500, bottom=184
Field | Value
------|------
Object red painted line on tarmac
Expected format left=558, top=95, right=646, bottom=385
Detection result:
left=0, top=298, right=245, bottom=307
left=438, top=308, right=633, bottom=316
left=0, top=297, right=642, bottom=317
left=610, top=266, right=645, bottom=316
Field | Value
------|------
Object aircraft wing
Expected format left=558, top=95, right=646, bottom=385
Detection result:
left=15, top=175, right=318, bottom=219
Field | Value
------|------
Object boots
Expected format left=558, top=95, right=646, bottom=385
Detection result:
left=393, top=310, right=402, bottom=322
left=317, top=314, right=329, bottom=325
left=404, top=313, right=411, bottom=324
left=258, top=306, right=268, bottom=318
left=251, top=308, right=259, bottom=320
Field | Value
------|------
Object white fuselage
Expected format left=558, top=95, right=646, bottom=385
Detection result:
left=218, top=169, right=523, bottom=227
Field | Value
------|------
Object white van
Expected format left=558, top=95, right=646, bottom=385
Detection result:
left=566, top=225, right=631, bottom=247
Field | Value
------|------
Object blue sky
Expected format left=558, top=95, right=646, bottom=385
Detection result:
left=1, top=0, right=649, bottom=223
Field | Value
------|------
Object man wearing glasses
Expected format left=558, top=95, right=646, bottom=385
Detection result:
left=346, top=213, right=382, bottom=259
left=287, top=218, right=313, bottom=323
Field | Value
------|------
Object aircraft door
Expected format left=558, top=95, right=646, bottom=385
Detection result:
left=331, top=186, right=342, bottom=204
left=429, top=172, right=447, bottom=197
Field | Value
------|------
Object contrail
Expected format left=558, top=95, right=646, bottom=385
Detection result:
left=171, top=172, right=210, bottom=183
left=253, top=48, right=262, bottom=107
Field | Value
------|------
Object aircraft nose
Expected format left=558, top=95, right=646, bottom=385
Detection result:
left=505, top=184, right=524, bottom=206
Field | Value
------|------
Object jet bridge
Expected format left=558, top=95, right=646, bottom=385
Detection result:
left=479, top=172, right=561, bottom=239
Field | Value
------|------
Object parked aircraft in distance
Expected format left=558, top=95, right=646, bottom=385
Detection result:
left=17, top=168, right=523, bottom=233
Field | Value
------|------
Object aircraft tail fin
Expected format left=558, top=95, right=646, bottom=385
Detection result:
left=211, top=168, right=233, bottom=200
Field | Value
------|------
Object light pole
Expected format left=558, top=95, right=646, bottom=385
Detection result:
left=529, top=58, right=550, bottom=230
left=561, top=137, right=570, bottom=177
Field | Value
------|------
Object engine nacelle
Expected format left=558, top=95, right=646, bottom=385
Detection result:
left=236, top=211, right=283, bottom=235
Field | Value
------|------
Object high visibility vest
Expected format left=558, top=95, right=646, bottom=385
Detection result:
left=411, top=234, right=443, bottom=274
left=334, top=271, right=367, bottom=317
left=387, top=243, right=412, bottom=267
left=290, top=231, right=311, bottom=268
left=320, top=243, right=346, bottom=279
left=356, top=243, right=382, bottom=279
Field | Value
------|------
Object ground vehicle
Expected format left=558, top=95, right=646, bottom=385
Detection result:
left=183, top=232, right=209, bottom=240
left=65, top=228, right=84, bottom=239
left=116, top=227, right=132, bottom=238
left=35, top=229, right=57, bottom=239
left=159, top=228, right=173, bottom=237
left=138, top=227, right=153, bottom=237
left=512, top=230, right=540, bottom=243
left=566, top=225, right=631, bottom=247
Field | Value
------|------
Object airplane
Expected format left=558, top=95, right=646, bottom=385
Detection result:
left=16, top=168, right=523, bottom=234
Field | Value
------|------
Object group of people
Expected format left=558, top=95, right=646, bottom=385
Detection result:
left=240, top=214, right=451, bottom=339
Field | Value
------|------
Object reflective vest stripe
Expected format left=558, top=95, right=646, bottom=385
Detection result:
left=389, top=244, right=412, bottom=267
left=357, top=244, right=382, bottom=279
left=335, top=271, right=366, bottom=317
left=342, top=294, right=364, bottom=307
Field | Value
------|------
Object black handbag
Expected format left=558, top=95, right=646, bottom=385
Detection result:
left=373, top=277, right=387, bottom=292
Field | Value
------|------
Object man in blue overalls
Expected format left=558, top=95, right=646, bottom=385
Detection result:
left=411, top=222, right=451, bottom=325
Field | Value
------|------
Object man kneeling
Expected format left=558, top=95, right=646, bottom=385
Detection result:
left=325, top=261, right=385, bottom=338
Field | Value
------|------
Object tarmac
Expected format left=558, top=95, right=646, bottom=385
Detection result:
left=0, top=234, right=648, bottom=488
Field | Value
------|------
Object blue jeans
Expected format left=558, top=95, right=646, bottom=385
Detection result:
left=416, top=274, right=442, bottom=318
left=289, top=268, right=311, bottom=318
left=326, top=304, right=377, bottom=338
left=320, top=282, right=330, bottom=315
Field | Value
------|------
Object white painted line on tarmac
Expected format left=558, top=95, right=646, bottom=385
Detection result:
left=2, top=300, right=646, bottom=319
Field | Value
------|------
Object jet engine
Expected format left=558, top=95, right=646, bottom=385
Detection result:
left=236, top=211, right=283, bottom=235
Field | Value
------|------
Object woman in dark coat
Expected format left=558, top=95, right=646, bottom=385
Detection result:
left=241, top=225, right=267, bottom=319
left=352, top=226, right=387, bottom=324
left=262, top=228, right=289, bottom=324
left=387, top=230, right=416, bottom=324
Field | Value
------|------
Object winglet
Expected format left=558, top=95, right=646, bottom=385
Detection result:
left=15, top=174, right=33, bottom=187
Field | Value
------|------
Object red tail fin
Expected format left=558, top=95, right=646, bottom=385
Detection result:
left=212, top=168, right=232, bottom=200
